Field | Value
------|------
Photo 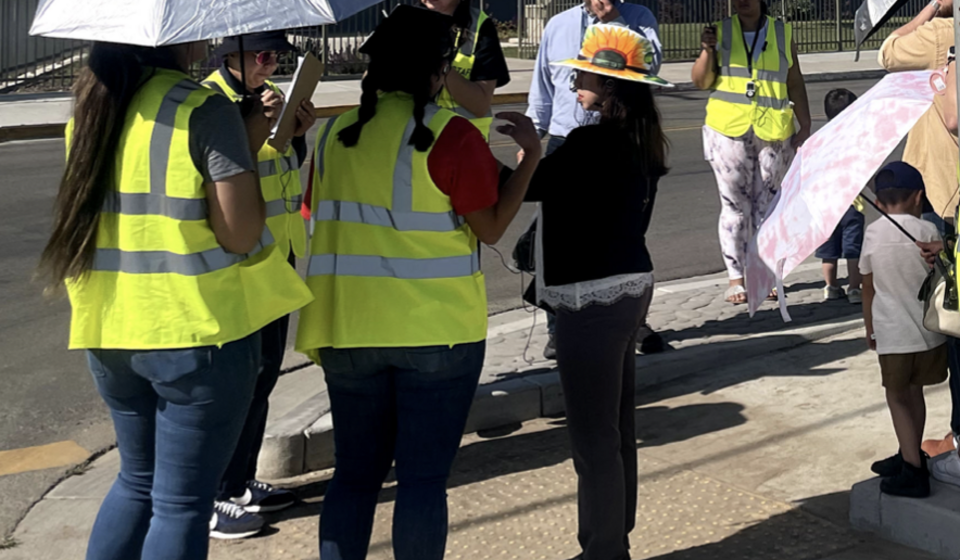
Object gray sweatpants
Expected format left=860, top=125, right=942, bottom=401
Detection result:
left=555, top=295, right=647, bottom=560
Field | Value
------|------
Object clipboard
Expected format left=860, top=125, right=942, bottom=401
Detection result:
left=268, top=52, right=324, bottom=152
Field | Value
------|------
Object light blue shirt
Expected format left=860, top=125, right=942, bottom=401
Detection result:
left=526, top=2, right=662, bottom=139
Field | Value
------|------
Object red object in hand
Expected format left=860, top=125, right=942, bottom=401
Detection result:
left=301, top=158, right=314, bottom=220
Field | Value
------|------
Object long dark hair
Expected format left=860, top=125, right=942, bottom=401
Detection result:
left=599, top=80, right=669, bottom=178
left=37, top=43, right=179, bottom=291
left=337, top=25, right=455, bottom=151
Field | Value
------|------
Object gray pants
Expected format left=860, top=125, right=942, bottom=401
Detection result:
left=555, top=295, right=647, bottom=560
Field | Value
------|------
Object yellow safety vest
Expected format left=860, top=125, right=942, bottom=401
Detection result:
left=65, top=69, right=313, bottom=350
left=705, top=15, right=795, bottom=142
left=437, top=7, right=494, bottom=141
left=202, top=70, right=307, bottom=258
left=295, top=92, right=488, bottom=362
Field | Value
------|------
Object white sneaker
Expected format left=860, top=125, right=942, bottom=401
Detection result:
left=931, top=452, right=960, bottom=488
left=847, top=288, right=862, bottom=304
left=823, top=286, right=846, bottom=301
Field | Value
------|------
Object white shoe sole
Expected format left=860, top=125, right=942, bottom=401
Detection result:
left=210, top=528, right=262, bottom=540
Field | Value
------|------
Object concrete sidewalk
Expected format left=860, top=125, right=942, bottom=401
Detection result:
left=4, top=324, right=951, bottom=559
left=256, top=259, right=866, bottom=480
left=0, top=50, right=883, bottom=142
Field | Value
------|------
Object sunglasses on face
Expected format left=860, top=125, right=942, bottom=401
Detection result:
left=256, top=51, right=278, bottom=65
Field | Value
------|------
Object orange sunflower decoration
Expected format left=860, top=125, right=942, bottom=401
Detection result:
left=552, top=24, right=672, bottom=87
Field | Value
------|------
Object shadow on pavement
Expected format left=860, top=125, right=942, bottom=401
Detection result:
left=638, top=335, right=864, bottom=404
left=660, top=287, right=861, bottom=345
left=277, top=400, right=748, bottom=525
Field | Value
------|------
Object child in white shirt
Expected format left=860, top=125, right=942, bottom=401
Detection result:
left=861, top=161, right=947, bottom=498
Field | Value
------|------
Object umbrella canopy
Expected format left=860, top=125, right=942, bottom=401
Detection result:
left=854, top=0, right=911, bottom=50
left=744, top=70, right=935, bottom=319
left=30, top=0, right=383, bottom=46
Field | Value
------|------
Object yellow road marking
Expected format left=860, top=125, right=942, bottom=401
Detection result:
left=0, top=441, right=90, bottom=477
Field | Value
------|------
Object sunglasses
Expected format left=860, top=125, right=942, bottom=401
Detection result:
left=255, top=51, right=278, bottom=65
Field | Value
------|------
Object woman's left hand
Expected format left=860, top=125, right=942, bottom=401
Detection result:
left=792, top=127, right=811, bottom=149
left=294, top=100, right=317, bottom=138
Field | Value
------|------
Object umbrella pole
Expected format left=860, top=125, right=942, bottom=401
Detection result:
left=860, top=192, right=919, bottom=243
left=238, top=35, right=247, bottom=93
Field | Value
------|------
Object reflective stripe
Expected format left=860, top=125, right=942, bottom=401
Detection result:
left=307, top=252, right=480, bottom=279
left=285, top=194, right=303, bottom=211
left=392, top=104, right=442, bottom=213
left=92, top=229, right=275, bottom=276
left=103, top=191, right=208, bottom=221
left=717, top=18, right=789, bottom=84
left=457, top=8, right=483, bottom=56
left=313, top=108, right=461, bottom=234
left=720, top=66, right=751, bottom=78
left=774, top=20, right=789, bottom=81
left=259, top=154, right=297, bottom=178
left=315, top=200, right=461, bottom=232
left=314, top=117, right=337, bottom=182
left=266, top=199, right=287, bottom=218
left=709, top=89, right=791, bottom=109
left=150, top=80, right=201, bottom=195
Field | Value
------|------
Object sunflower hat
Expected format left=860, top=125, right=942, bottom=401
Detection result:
left=552, top=24, right=672, bottom=87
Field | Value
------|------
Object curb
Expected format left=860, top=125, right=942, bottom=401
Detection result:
left=0, top=70, right=884, bottom=143
left=259, top=315, right=864, bottom=479
left=851, top=474, right=960, bottom=559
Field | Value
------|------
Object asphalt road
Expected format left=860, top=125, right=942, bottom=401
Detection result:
left=0, top=77, right=881, bottom=537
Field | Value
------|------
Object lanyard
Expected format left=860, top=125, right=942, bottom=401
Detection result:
left=741, top=19, right=765, bottom=76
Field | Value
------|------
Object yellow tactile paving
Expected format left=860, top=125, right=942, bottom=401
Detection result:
left=0, top=441, right=90, bottom=477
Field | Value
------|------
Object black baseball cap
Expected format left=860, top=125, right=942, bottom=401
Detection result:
left=875, top=161, right=925, bottom=192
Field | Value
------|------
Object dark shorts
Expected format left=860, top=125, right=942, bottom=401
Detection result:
left=879, top=345, right=949, bottom=389
left=816, top=206, right=865, bottom=260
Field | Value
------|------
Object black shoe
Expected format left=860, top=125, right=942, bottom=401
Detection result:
left=639, top=331, right=666, bottom=355
left=210, top=500, right=265, bottom=540
left=880, top=459, right=931, bottom=498
left=871, top=451, right=903, bottom=477
left=543, top=335, right=557, bottom=361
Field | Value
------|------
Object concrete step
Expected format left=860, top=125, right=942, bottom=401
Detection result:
left=850, top=456, right=960, bottom=559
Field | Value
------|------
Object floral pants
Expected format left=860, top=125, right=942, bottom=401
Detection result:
left=703, top=125, right=795, bottom=280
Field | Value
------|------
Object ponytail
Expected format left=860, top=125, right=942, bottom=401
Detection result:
left=337, top=40, right=453, bottom=152
left=338, top=72, right=380, bottom=147
left=37, top=43, right=175, bottom=291
left=410, top=76, right=436, bottom=152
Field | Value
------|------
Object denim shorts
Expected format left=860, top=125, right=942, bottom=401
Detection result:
left=815, top=206, right=865, bottom=260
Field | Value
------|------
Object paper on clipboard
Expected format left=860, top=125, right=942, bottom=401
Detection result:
left=268, top=52, right=323, bottom=152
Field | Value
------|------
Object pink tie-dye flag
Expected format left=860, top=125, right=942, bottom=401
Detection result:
left=745, top=70, right=936, bottom=320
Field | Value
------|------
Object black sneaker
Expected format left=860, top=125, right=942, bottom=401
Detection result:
left=232, top=480, right=296, bottom=513
left=639, top=331, right=667, bottom=355
left=210, top=500, right=264, bottom=540
left=871, top=451, right=903, bottom=477
left=880, top=460, right=931, bottom=498
left=543, top=335, right=557, bottom=361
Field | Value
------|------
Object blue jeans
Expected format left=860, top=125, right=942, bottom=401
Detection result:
left=85, top=333, right=260, bottom=560
left=317, top=341, right=486, bottom=560
left=923, top=211, right=960, bottom=434
left=218, top=314, right=289, bottom=500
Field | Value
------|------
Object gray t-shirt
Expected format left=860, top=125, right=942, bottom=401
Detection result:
left=188, top=94, right=255, bottom=183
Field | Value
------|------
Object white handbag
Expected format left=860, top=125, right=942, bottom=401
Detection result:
left=920, top=254, right=960, bottom=337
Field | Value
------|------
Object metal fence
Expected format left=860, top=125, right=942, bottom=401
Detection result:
left=518, top=0, right=928, bottom=60
left=0, top=0, right=933, bottom=92
left=1, top=0, right=87, bottom=92
left=0, top=0, right=417, bottom=93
